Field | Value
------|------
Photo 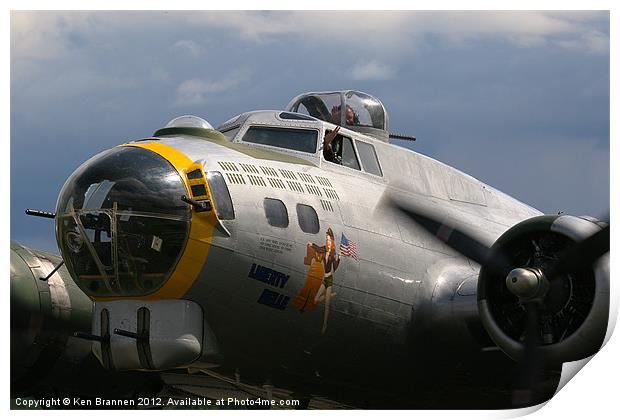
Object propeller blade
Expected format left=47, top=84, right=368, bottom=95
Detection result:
left=512, top=301, right=542, bottom=405
left=389, top=195, right=609, bottom=405
left=389, top=198, right=512, bottom=276
left=545, top=225, right=609, bottom=280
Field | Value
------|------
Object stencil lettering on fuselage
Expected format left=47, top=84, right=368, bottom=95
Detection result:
left=258, top=237, right=293, bottom=254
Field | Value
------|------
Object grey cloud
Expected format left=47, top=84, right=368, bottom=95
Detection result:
left=553, top=29, right=609, bottom=54
left=10, top=11, right=609, bottom=253
left=181, top=11, right=609, bottom=54
left=174, top=70, right=251, bottom=106
left=12, top=11, right=609, bottom=63
left=351, top=61, right=395, bottom=81
left=171, top=39, right=205, bottom=57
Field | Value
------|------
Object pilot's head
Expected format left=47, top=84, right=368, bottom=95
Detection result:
left=331, top=105, right=358, bottom=125
left=344, top=106, right=356, bottom=125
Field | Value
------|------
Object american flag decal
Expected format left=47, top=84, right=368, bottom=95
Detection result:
left=339, top=233, right=358, bottom=260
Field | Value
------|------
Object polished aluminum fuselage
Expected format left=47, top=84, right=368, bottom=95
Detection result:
left=155, top=111, right=541, bottom=375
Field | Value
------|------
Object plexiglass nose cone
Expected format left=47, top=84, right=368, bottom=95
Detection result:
left=55, top=146, right=191, bottom=297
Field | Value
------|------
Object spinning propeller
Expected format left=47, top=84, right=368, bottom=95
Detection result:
left=388, top=196, right=609, bottom=405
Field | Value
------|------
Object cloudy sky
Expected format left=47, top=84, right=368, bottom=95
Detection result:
left=10, top=11, right=609, bottom=252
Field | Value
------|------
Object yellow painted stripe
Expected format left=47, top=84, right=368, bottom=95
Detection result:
left=96, top=142, right=217, bottom=301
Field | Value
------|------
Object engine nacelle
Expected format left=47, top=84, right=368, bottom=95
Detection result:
left=10, top=241, right=93, bottom=391
left=477, top=215, right=609, bottom=365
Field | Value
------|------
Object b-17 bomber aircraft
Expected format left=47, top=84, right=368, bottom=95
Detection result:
left=11, top=90, right=610, bottom=409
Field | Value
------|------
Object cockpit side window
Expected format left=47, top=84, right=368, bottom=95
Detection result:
left=355, top=141, right=383, bottom=176
left=242, top=126, right=318, bottom=154
left=323, top=131, right=361, bottom=171
left=340, top=136, right=361, bottom=170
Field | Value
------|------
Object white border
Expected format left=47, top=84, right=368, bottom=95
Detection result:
left=4, top=2, right=616, bottom=419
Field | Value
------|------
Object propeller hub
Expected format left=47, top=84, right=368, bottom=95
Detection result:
left=505, top=268, right=546, bottom=300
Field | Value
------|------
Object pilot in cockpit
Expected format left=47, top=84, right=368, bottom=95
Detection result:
left=330, top=104, right=359, bottom=126
left=323, top=105, right=359, bottom=164
left=323, top=126, right=342, bottom=164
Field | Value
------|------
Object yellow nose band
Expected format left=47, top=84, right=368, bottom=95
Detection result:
left=98, top=142, right=218, bottom=301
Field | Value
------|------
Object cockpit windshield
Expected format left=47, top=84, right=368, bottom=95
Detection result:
left=241, top=126, right=318, bottom=153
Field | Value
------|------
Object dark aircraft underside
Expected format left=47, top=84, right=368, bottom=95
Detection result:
left=12, top=350, right=561, bottom=409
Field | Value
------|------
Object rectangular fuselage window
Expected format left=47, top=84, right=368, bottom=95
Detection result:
left=242, top=126, right=318, bottom=154
left=296, top=204, right=320, bottom=234
left=263, top=198, right=289, bottom=228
